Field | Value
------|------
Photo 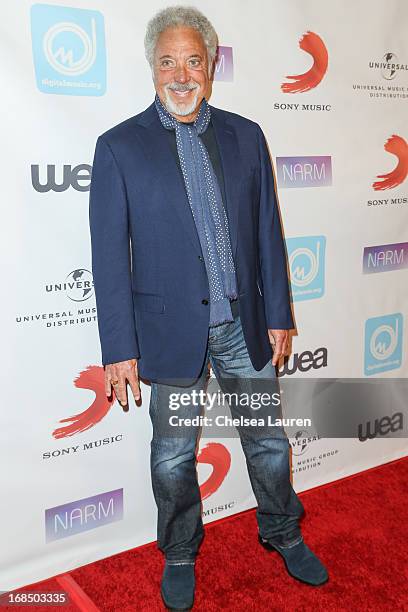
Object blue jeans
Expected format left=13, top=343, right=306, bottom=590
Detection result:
left=149, top=315, right=304, bottom=563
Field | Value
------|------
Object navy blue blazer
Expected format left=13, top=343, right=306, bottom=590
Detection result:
left=88, top=100, right=294, bottom=382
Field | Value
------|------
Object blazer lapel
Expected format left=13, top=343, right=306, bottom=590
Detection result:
left=137, top=106, right=203, bottom=257
left=135, top=102, right=243, bottom=260
left=210, top=106, right=243, bottom=259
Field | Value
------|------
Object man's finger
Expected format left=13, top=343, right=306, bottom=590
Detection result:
left=105, top=369, right=116, bottom=398
left=105, top=375, right=112, bottom=397
left=129, top=361, right=141, bottom=402
left=272, top=338, right=284, bottom=365
left=115, top=379, right=128, bottom=406
left=128, top=374, right=141, bottom=403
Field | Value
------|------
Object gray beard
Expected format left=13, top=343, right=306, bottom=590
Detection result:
left=163, top=86, right=200, bottom=117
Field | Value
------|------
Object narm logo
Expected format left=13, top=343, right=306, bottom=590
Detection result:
left=276, top=156, right=332, bottom=188
left=45, top=488, right=123, bottom=542
left=363, top=242, right=408, bottom=274
left=358, top=412, right=403, bottom=442
left=214, top=46, right=233, bottom=82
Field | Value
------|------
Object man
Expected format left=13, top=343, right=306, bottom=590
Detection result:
left=89, top=6, right=328, bottom=610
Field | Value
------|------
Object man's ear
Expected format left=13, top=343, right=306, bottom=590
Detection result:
left=209, top=44, right=220, bottom=80
left=208, top=59, right=215, bottom=81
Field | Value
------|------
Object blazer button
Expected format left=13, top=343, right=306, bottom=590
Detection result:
left=201, top=299, right=209, bottom=305
left=198, top=255, right=204, bottom=261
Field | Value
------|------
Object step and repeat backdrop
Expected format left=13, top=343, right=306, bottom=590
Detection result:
left=2, top=0, right=407, bottom=592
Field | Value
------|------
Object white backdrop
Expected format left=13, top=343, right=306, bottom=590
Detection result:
left=1, top=0, right=407, bottom=591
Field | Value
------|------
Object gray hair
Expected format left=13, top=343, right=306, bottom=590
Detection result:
left=144, top=6, right=218, bottom=76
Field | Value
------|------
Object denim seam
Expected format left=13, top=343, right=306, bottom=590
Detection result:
left=263, top=534, right=303, bottom=549
left=166, top=561, right=196, bottom=566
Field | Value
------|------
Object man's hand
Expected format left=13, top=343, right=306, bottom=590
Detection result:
left=268, top=329, right=289, bottom=366
left=105, top=359, right=141, bottom=408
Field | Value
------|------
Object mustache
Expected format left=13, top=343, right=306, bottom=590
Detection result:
left=165, top=81, right=199, bottom=92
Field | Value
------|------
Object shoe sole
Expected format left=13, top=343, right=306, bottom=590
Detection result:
left=258, top=536, right=329, bottom=587
left=160, top=589, right=193, bottom=611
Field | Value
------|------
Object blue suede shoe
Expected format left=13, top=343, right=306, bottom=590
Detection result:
left=259, top=534, right=329, bottom=586
left=160, top=562, right=195, bottom=611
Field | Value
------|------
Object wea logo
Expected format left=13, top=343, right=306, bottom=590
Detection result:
left=30, top=4, right=106, bottom=96
left=31, top=163, right=92, bottom=192
left=364, top=313, right=403, bottom=375
left=286, top=236, right=326, bottom=302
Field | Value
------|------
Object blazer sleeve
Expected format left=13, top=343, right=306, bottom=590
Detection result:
left=89, top=135, right=140, bottom=365
left=256, top=125, right=295, bottom=330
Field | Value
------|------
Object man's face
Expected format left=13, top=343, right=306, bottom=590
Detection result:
left=153, top=26, right=210, bottom=122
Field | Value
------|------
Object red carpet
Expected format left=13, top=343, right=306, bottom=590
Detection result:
left=4, top=457, right=408, bottom=611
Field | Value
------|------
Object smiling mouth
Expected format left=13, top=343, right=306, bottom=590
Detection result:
left=170, top=89, right=195, bottom=97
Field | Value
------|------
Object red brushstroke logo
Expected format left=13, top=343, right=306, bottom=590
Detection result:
left=198, top=442, right=231, bottom=500
left=281, top=31, right=328, bottom=93
left=53, top=365, right=114, bottom=439
left=53, top=369, right=232, bottom=504
left=373, top=135, right=408, bottom=191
